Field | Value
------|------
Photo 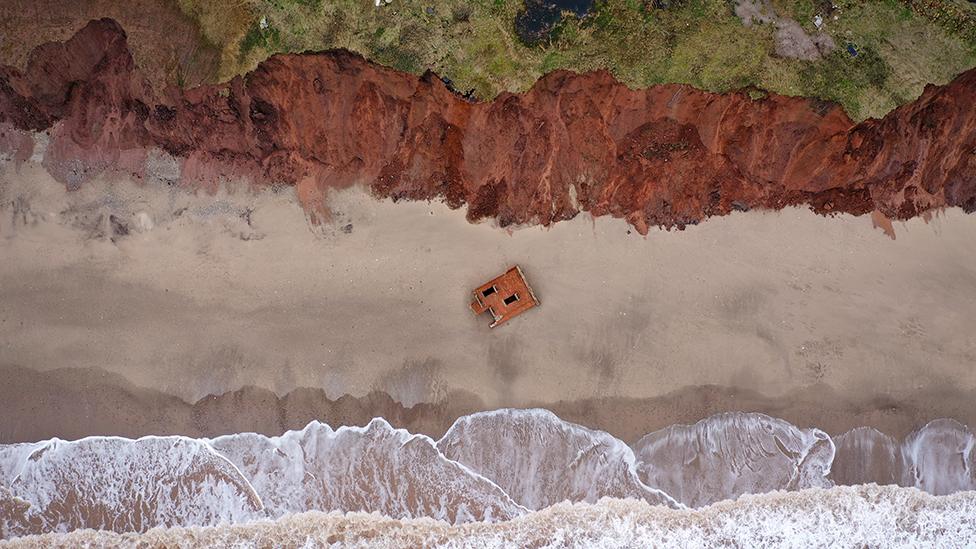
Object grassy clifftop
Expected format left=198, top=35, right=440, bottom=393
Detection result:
left=178, top=0, right=976, bottom=120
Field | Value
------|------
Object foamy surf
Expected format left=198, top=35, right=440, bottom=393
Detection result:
left=2, top=410, right=975, bottom=541
left=436, top=409, right=679, bottom=509
left=209, top=418, right=526, bottom=523
left=0, top=436, right=263, bottom=536
left=5, top=485, right=976, bottom=548
left=633, top=412, right=835, bottom=507
left=833, top=419, right=976, bottom=495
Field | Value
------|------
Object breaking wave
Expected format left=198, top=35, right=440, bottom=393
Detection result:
left=0, top=436, right=261, bottom=537
left=2, top=410, right=975, bottom=541
left=6, top=486, right=976, bottom=547
left=633, top=413, right=834, bottom=507
left=437, top=409, right=678, bottom=509
left=832, top=419, right=976, bottom=494
left=209, top=418, right=524, bottom=523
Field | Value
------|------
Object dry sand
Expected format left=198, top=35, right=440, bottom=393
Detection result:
left=1, top=155, right=975, bottom=442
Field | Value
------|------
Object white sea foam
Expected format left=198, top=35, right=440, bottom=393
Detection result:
left=436, top=408, right=680, bottom=509
left=632, top=412, right=835, bottom=507
left=0, top=436, right=263, bottom=538
left=0, top=486, right=33, bottom=539
left=834, top=419, right=976, bottom=494
left=209, top=418, right=526, bottom=523
left=903, top=419, right=976, bottom=494
left=2, top=410, right=976, bottom=541
left=6, top=485, right=976, bottom=548
left=0, top=444, right=43, bottom=488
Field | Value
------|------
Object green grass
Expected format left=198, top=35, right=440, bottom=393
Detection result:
left=178, top=0, right=976, bottom=120
left=793, top=0, right=976, bottom=118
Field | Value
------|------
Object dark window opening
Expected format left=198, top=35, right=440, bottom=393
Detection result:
left=482, top=286, right=497, bottom=297
left=503, top=294, right=519, bottom=305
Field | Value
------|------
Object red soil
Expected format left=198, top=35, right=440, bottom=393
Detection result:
left=2, top=19, right=974, bottom=232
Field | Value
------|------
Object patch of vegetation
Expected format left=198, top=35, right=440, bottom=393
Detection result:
left=800, top=46, right=893, bottom=116
left=770, top=0, right=832, bottom=32
left=664, top=6, right=776, bottom=92
left=175, top=0, right=257, bottom=76
left=904, top=0, right=976, bottom=44
left=239, top=21, right=283, bottom=61
left=747, top=87, right=769, bottom=100
left=176, top=0, right=976, bottom=120
left=800, top=0, right=976, bottom=118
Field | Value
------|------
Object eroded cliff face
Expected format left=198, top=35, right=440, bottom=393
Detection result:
left=1, top=19, right=974, bottom=232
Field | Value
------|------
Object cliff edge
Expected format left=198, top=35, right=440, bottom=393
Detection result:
left=2, top=19, right=973, bottom=232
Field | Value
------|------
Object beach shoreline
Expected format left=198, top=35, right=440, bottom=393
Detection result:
left=1, top=362, right=974, bottom=445
left=2, top=161, right=975, bottom=444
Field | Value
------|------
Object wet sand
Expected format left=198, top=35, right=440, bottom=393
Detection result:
left=1, top=159, right=975, bottom=443
left=2, top=363, right=975, bottom=444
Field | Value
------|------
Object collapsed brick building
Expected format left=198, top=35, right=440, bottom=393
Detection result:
left=470, top=266, right=540, bottom=328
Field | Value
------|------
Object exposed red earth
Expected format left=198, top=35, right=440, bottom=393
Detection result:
left=1, top=19, right=974, bottom=233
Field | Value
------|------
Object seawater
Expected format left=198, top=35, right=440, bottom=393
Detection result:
left=1, top=409, right=974, bottom=545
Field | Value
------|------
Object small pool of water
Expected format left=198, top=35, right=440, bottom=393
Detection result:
left=515, top=0, right=596, bottom=46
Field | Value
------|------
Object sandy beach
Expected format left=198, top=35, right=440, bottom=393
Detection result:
left=4, top=4, right=976, bottom=543
left=1, top=159, right=975, bottom=443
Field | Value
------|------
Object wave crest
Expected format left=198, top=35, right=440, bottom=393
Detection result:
left=210, top=418, right=526, bottom=523
left=834, top=419, right=976, bottom=494
left=436, top=409, right=678, bottom=509
left=2, top=410, right=975, bottom=539
left=633, top=412, right=834, bottom=506
left=1, top=436, right=261, bottom=537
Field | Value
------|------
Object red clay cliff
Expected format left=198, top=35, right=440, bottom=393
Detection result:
left=1, top=19, right=974, bottom=232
